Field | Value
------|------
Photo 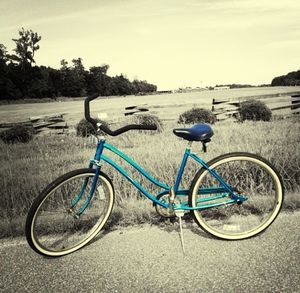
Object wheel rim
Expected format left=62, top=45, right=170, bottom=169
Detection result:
left=192, top=156, right=283, bottom=239
left=31, top=173, right=113, bottom=256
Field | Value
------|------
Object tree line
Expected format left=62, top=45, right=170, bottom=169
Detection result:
left=271, top=70, right=300, bottom=86
left=0, top=28, right=157, bottom=101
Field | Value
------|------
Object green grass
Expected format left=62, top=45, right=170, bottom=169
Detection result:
left=0, top=117, right=299, bottom=238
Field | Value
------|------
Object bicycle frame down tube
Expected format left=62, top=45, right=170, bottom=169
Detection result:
left=103, top=142, right=170, bottom=190
left=86, top=141, right=169, bottom=208
left=101, top=155, right=169, bottom=208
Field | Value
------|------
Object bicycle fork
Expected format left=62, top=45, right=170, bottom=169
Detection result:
left=68, top=138, right=105, bottom=218
left=68, top=166, right=102, bottom=218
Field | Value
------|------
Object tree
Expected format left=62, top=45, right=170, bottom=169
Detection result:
left=0, top=44, right=8, bottom=62
left=10, top=28, right=41, bottom=66
left=132, top=79, right=157, bottom=94
left=2, top=28, right=42, bottom=98
left=60, top=59, right=68, bottom=70
left=271, top=70, right=300, bottom=86
left=0, top=28, right=158, bottom=100
left=113, top=74, right=133, bottom=95
left=0, top=44, right=21, bottom=100
left=86, top=65, right=110, bottom=95
left=71, top=58, right=87, bottom=95
left=59, top=58, right=87, bottom=96
left=72, top=58, right=85, bottom=74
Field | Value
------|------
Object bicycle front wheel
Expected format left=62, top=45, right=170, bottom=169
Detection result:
left=25, top=168, right=114, bottom=257
left=189, top=152, right=284, bottom=240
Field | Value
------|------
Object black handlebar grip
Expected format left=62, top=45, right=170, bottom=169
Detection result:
left=139, top=125, right=157, bottom=131
left=99, top=124, right=157, bottom=136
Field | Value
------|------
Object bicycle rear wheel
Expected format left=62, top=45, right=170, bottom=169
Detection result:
left=25, top=168, right=114, bottom=256
left=189, top=152, right=284, bottom=240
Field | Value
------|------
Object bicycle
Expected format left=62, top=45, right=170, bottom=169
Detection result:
left=25, top=94, right=284, bottom=257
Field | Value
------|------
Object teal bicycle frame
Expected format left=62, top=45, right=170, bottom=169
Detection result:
left=72, top=137, right=247, bottom=216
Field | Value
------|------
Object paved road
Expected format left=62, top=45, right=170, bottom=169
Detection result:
left=1, top=212, right=299, bottom=293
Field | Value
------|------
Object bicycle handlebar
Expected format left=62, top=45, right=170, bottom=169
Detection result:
left=84, top=94, right=158, bottom=136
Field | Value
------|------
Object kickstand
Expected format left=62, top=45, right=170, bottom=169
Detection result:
left=175, top=210, right=185, bottom=254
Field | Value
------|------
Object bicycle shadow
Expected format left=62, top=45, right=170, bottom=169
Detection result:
left=65, top=209, right=218, bottom=257
left=157, top=214, right=213, bottom=240
left=88, top=212, right=213, bottom=248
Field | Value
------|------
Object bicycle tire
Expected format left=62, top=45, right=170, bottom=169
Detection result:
left=25, top=168, right=114, bottom=257
left=189, top=152, right=284, bottom=240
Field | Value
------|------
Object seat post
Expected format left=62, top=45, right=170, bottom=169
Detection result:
left=187, top=141, right=193, bottom=150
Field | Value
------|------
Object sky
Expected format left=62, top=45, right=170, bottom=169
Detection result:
left=0, top=0, right=299, bottom=90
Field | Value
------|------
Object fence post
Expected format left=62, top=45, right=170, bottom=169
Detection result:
left=211, top=98, right=240, bottom=121
left=291, top=94, right=300, bottom=114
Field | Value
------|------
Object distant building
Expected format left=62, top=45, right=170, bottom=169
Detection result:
left=174, top=86, right=207, bottom=93
left=214, top=86, right=230, bottom=90
left=156, top=90, right=173, bottom=94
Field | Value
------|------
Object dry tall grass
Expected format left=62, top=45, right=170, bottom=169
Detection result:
left=0, top=117, right=299, bottom=237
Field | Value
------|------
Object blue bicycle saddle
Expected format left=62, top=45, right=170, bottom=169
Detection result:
left=173, top=123, right=214, bottom=142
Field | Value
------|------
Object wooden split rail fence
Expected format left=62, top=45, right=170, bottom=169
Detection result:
left=212, top=93, right=300, bottom=121
left=0, top=113, right=69, bottom=134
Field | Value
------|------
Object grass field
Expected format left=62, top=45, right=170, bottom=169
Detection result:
left=0, top=86, right=300, bottom=237
left=1, top=86, right=300, bottom=126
